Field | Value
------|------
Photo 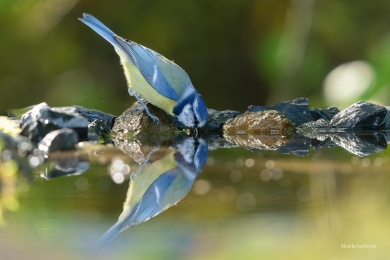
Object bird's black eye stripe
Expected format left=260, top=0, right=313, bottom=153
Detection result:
left=194, top=139, right=200, bottom=149
left=194, top=118, right=199, bottom=127
left=193, top=106, right=199, bottom=128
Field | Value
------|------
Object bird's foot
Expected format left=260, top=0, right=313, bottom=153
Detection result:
left=130, top=144, right=160, bottom=180
left=130, top=90, right=160, bottom=124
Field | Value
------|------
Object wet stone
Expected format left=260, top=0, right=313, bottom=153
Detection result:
left=38, top=129, right=79, bottom=154
left=112, top=102, right=178, bottom=145
left=296, top=119, right=332, bottom=139
left=330, top=101, right=387, bottom=129
left=223, top=110, right=295, bottom=136
left=247, top=97, right=313, bottom=126
left=222, top=110, right=295, bottom=151
left=20, top=103, right=88, bottom=142
left=88, top=119, right=112, bottom=143
left=52, top=106, right=115, bottom=127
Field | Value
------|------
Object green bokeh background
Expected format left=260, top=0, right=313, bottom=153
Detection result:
left=1, top=0, right=390, bottom=115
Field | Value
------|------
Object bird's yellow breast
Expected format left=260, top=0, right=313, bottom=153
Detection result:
left=120, top=58, right=177, bottom=116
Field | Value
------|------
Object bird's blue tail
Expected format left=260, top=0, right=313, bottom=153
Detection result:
left=79, top=13, right=117, bottom=46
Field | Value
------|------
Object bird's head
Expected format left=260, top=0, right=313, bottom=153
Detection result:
left=173, top=90, right=208, bottom=129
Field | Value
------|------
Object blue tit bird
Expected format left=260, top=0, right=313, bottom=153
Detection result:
left=97, top=136, right=208, bottom=244
left=79, top=13, right=208, bottom=128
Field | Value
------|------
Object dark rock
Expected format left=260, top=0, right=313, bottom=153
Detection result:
left=202, top=109, right=241, bottom=133
left=299, top=118, right=331, bottom=129
left=38, top=129, right=79, bottom=154
left=52, top=106, right=115, bottom=127
left=330, top=101, right=387, bottom=129
left=20, top=103, right=88, bottom=142
left=384, top=107, right=390, bottom=129
left=310, top=107, right=340, bottom=121
left=247, top=97, right=313, bottom=126
left=296, top=119, right=332, bottom=139
left=88, top=119, right=112, bottom=143
left=298, top=123, right=336, bottom=149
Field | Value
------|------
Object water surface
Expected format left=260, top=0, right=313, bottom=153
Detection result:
left=1, top=138, right=389, bottom=259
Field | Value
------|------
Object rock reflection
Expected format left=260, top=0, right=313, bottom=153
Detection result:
left=40, top=155, right=90, bottom=179
left=298, top=128, right=387, bottom=157
left=330, top=131, right=387, bottom=157
left=98, top=136, right=208, bottom=244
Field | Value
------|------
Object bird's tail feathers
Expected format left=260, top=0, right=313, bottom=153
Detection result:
left=79, top=13, right=117, bottom=46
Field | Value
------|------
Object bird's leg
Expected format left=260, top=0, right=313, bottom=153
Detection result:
left=130, top=144, right=160, bottom=180
left=128, top=89, right=160, bottom=124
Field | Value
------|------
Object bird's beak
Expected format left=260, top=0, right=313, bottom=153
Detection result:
left=191, top=127, right=199, bottom=137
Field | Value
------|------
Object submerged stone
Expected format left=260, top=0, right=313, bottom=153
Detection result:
left=20, top=103, right=88, bottom=142
left=330, top=101, right=386, bottom=129
left=247, top=97, right=312, bottom=126
left=38, top=129, right=79, bottom=154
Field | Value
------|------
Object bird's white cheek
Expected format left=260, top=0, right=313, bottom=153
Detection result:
left=177, top=104, right=194, bottom=127
left=177, top=139, right=195, bottom=164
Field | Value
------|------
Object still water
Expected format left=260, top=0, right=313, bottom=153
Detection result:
left=1, top=134, right=389, bottom=259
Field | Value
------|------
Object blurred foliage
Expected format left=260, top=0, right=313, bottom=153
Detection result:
left=0, top=0, right=390, bottom=115
left=0, top=139, right=21, bottom=225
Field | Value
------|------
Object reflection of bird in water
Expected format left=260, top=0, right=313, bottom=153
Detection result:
left=97, top=137, right=208, bottom=244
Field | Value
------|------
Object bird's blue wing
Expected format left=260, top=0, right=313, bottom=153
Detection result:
left=129, top=168, right=179, bottom=224
left=114, top=36, right=180, bottom=101
left=97, top=169, right=179, bottom=245
left=156, top=55, right=193, bottom=96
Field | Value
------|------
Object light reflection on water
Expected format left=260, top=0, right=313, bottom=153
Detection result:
left=1, top=143, right=390, bottom=259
